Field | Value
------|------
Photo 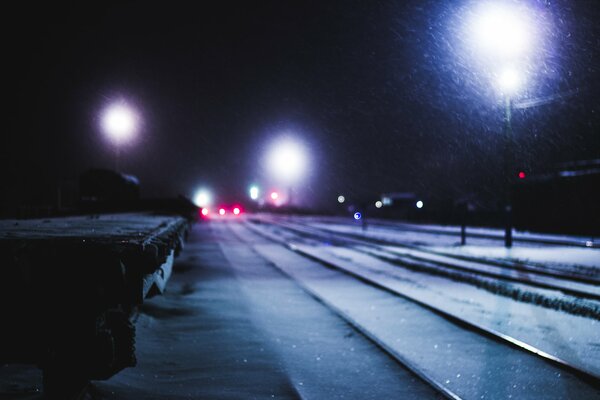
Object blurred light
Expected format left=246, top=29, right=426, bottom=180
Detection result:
left=233, top=207, right=241, bottom=215
left=497, top=67, right=522, bottom=94
left=201, top=207, right=209, bottom=216
left=416, top=200, right=424, bottom=209
left=271, top=191, right=279, bottom=200
left=101, top=102, right=138, bottom=144
left=470, top=2, right=532, bottom=58
left=219, top=208, right=226, bottom=216
left=249, top=186, right=259, bottom=200
left=337, top=195, right=345, bottom=204
left=193, top=189, right=212, bottom=208
left=518, top=171, right=526, bottom=179
left=375, top=201, right=383, bottom=209
left=266, top=136, right=308, bottom=184
left=353, top=212, right=362, bottom=220
left=382, top=197, right=392, bottom=206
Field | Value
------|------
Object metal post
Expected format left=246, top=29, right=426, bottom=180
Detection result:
left=504, top=95, right=513, bottom=248
left=115, top=145, right=120, bottom=172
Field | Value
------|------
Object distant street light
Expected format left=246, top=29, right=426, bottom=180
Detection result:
left=416, top=200, right=424, bottom=209
left=337, top=195, right=346, bottom=204
left=270, top=191, right=279, bottom=200
left=193, top=189, right=212, bottom=208
left=101, top=101, right=139, bottom=171
left=375, top=201, right=383, bottom=209
left=265, top=135, right=308, bottom=206
left=249, top=185, right=260, bottom=200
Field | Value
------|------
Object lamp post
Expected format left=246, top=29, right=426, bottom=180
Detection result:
left=101, top=102, right=139, bottom=172
left=498, top=67, right=522, bottom=247
left=468, top=3, right=533, bottom=248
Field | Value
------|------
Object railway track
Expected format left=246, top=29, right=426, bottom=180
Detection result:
left=231, top=220, right=600, bottom=398
left=253, top=217, right=600, bottom=303
left=309, top=216, right=599, bottom=249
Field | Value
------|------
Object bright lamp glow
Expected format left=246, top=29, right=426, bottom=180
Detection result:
left=201, top=208, right=209, bottom=216
left=193, top=190, right=211, bottom=208
left=375, top=201, right=383, bottom=209
left=233, top=207, right=241, bottom=215
left=102, top=103, right=138, bottom=143
left=498, top=67, right=521, bottom=94
left=416, top=200, right=424, bottom=209
left=249, top=186, right=259, bottom=200
left=270, top=191, right=279, bottom=200
left=219, top=208, right=226, bottom=216
left=265, top=136, right=308, bottom=184
left=337, top=195, right=345, bottom=204
left=471, top=2, right=532, bottom=58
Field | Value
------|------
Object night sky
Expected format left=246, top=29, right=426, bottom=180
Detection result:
left=4, top=1, right=600, bottom=212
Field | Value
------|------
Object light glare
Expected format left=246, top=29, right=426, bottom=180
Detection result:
left=266, top=136, right=308, bottom=184
left=102, top=103, right=138, bottom=143
left=375, top=201, right=383, bottom=209
left=249, top=186, right=259, bottom=200
left=416, top=200, right=424, bottom=209
left=337, top=195, right=345, bottom=204
left=471, top=3, right=531, bottom=58
left=498, top=67, right=521, bottom=94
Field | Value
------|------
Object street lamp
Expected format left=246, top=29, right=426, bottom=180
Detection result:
left=193, top=189, right=212, bottom=208
left=101, top=102, right=139, bottom=171
left=249, top=185, right=260, bottom=201
left=497, top=66, right=523, bottom=247
left=264, top=135, right=308, bottom=206
left=468, top=3, right=534, bottom=248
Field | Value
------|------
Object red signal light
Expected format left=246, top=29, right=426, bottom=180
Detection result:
left=201, top=208, right=209, bottom=216
left=219, top=208, right=226, bottom=216
left=518, top=171, right=526, bottom=179
left=271, top=192, right=279, bottom=200
left=233, top=207, right=241, bottom=215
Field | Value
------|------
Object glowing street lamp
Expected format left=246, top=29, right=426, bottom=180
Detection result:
left=193, top=189, right=212, bottom=208
left=337, top=195, right=345, bottom=204
left=265, top=135, right=308, bottom=206
left=249, top=185, right=260, bottom=201
left=101, top=101, right=139, bottom=171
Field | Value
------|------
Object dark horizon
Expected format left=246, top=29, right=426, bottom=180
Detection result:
left=4, top=0, right=600, bottom=213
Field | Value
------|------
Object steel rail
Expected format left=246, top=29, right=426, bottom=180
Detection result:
left=244, top=218, right=600, bottom=387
